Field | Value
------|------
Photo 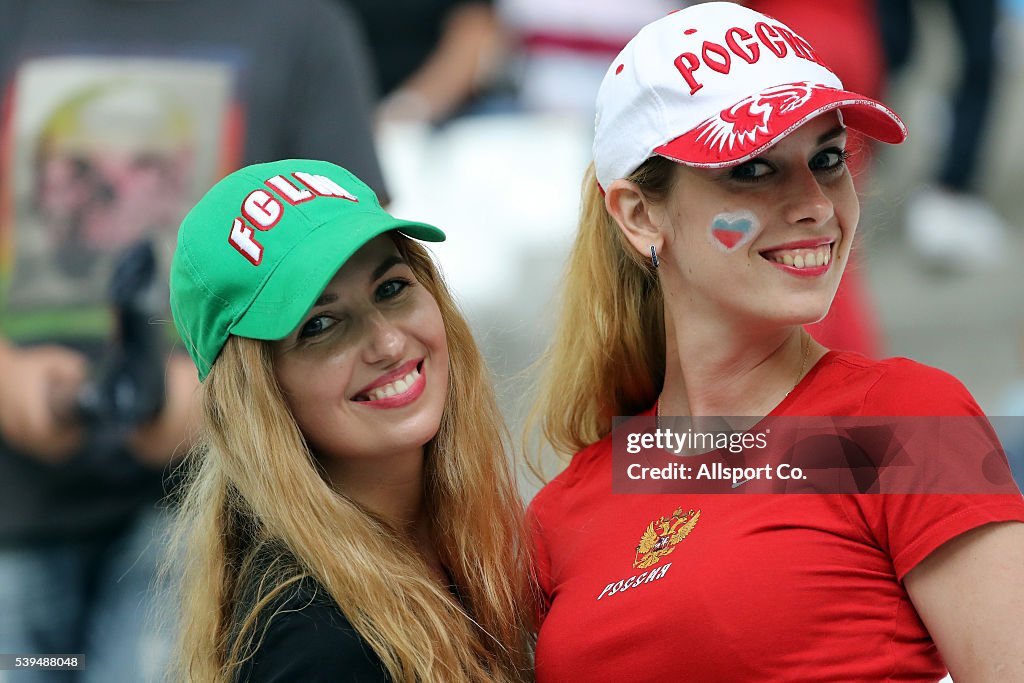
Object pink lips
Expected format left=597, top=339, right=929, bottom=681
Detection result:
left=352, top=359, right=426, bottom=409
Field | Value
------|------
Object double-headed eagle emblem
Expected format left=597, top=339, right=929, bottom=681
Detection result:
left=633, top=507, right=701, bottom=569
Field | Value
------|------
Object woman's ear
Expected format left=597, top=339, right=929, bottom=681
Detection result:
left=605, top=179, right=665, bottom=258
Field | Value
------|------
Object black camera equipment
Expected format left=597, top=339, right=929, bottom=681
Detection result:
left=75, top=238, right=166, bottom=432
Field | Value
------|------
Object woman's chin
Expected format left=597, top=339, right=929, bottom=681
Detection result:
left=762, top=302, right=835, bottom=329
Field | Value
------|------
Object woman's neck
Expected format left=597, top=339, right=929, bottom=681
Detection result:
left=323, top=450, right=447, bottom=581
left=324, top=449, right=427, bottom=532
left=660, top=315, right=822, bottom=417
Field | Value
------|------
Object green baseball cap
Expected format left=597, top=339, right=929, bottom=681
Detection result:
left=169, top=159, right=445, bottom=380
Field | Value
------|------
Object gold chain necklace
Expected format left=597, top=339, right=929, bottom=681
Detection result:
left=789, top=329, right=811, bottom=398
left=656, top=331, right=810, bottom=420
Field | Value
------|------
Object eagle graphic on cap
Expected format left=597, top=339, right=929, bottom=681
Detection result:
left=693, top=82, right=815, bottom=155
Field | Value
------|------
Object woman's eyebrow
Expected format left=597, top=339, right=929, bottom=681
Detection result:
left=313, top=292, right=338, bottom=307
left=310, top=256, right=407, bottom=308
left=370, top=255, right=405, bottom=282
left=818, top=125, right=848, bottom=144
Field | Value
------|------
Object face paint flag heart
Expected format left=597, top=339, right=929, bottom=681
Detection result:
left=710, top=213, right=757, bottom=250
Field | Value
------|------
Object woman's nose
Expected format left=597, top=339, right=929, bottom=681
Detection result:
left=361, top=311, right=407, bottom=365
left=781, top=167, right=835, bottom=227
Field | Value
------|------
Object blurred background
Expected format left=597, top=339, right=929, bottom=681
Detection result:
left=1, top=0, right=1022, bottom=680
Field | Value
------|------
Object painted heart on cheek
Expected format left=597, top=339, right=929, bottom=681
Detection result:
left=709, top=212, right=759, bottom=251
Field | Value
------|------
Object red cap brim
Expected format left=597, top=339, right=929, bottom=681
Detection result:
left=654, top=83, right=907, bottom=169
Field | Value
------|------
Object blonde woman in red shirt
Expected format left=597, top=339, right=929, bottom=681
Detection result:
left=528, top=3, right=1024, bottom=681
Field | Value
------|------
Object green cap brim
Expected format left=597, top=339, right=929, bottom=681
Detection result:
left=231, top=212, right=444, bottom=341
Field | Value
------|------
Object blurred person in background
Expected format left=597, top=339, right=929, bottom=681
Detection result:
left=0, top=0, right=384, bottom=680
left=878, top=0, right=1007, bottom=271
left=345, top=0, right=503, bottom=124
left=499, top=0, right=676, bottom=116
left=1002, top=329, right=1024, bottom=484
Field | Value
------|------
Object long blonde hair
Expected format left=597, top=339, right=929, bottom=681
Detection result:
left=528, top=159, right=675, bottom=460
left=167, top=236, right=534, bottom=682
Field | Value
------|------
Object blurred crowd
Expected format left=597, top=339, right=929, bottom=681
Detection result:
left=0, top=0, right=1022, bottom=681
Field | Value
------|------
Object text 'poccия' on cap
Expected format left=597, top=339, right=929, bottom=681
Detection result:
left=592, top=1, right=908, bottom=190
left=169, top=159, right=445, bottom=381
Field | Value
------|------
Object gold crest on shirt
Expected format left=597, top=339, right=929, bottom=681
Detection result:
left=633, top=507, right=701, bottom=569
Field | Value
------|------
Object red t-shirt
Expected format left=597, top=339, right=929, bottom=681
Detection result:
left=530, top=352, right=1024, bottom=682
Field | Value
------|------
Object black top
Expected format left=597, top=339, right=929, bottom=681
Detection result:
left=344, top=0, right=492, bottom=95
left=234, top=579, right=390, bottom=682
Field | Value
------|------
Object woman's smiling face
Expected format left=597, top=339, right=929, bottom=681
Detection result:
left=271, top=235, right=449, bottom=464
left=657, top=112, right=860, bottom=328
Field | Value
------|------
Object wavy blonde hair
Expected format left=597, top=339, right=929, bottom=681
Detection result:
left=166, top=236, right=534, bottom=682
left=527, top=159, right=675, bottom=461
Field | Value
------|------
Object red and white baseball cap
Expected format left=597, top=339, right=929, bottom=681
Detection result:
left=593, top=2, right=907, bottom=189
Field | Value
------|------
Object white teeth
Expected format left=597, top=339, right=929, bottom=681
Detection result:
left=767, top=245, right=832, bottom=269
left=363, top=366, right=421, bottom=401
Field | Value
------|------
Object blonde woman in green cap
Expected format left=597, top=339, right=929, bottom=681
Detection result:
left=165, top=160, right=533, bottom=682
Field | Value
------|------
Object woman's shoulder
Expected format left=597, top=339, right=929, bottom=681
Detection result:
left=808, top=351, right=982, bottom=416
left=530, top=408, right=659, bottom=516
left=529, top=433, right=615, bottom=515
left=234, top=577, right=390, bottom=682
